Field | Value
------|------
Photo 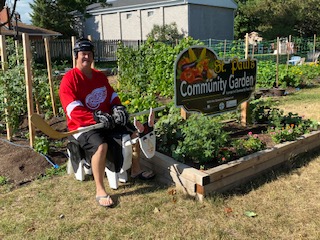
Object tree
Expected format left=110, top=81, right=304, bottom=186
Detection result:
left=234, top=0, right=320, bottom=40
left=147, top=23, right=183, bottom=42
left=30, top=0, right=107, bottom=38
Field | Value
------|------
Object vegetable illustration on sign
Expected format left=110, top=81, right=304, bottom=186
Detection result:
left=178, top=48, right=217, bottom=83
left=174, top=46, right=257, bottom=115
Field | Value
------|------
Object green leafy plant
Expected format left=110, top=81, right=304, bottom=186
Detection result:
left=249, top=97, right=275, bottom=124
left=0, top=38, right=63, bottom=134
left=116, top=36, right=203, bottom=120
left=40, top=164, right=66, bottom=180
left=231, top=132, right=266, bottom=156
left=34, top=136, right=50, bottom=155
left=0, top=38, right=26, bottom=133
left=155, top=106, right=184, bottom=157
left=269, top=125, right=299, bottom=143
left=270, top=122, right=318, bottom=144
left=173, top=114, right=230, bottom=164
left=0, top=175, right=8, bottom=186
left=267, top=112, right=319, bottom=143
left=256, top=61, right=276, bottom=89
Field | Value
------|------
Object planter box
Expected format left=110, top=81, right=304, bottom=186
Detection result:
left=140, top=130, right=320, bottom=201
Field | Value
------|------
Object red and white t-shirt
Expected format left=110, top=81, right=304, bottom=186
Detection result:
left=59, top=68, right=121, bottom=131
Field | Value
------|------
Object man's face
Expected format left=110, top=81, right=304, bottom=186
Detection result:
left=76, top=51, right=93, bottom=69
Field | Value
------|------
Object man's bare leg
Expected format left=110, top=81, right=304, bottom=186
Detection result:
left=91, top=143, right=113, bottom=206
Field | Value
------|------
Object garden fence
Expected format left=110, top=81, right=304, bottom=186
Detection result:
left=29, top=35, right=319, bottom=64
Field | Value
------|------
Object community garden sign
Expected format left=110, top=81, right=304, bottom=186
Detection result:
left=174, top=46, right=257, bottom=115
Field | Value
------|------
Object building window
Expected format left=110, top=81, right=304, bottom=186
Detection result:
left=126, top=13, right=132, bottom=19
left=147, top=11, right=154, bottom=17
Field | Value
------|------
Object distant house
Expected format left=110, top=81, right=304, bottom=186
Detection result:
left=83, top=0, right=237, bottom=41
left=0, top=6, right=61, bottom=40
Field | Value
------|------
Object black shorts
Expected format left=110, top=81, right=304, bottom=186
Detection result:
left=76, top=124, right=135, bottom=156
left=73, top=124, right=136, bottom=172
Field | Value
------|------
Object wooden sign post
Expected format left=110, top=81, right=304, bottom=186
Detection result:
left=22, top=33, right=35, bottom=147
left=44, top=37, right=57, bottom=116
left=240, top=33, right=250, bottom=126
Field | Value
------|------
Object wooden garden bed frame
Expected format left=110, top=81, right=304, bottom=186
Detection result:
left=141, top=130, right=320, bottom=201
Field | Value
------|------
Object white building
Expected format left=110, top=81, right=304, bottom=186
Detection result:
left=83, top=0, right=237, bottom=41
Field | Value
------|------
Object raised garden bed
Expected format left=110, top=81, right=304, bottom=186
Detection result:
left=140, top=130, right=320, bottom=201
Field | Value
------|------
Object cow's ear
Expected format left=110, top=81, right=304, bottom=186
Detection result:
left=148, top=108, right=154, bottom=127
left=134, top=117, right=144, bottom=133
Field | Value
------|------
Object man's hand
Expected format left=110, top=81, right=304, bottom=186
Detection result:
left=112, top=105, right=129, bottom=126
left=94, top=110, right=115, bottom=129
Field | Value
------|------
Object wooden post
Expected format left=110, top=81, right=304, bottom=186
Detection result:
left=44, top=37, right=57, bottom=116
left=251, top=44, right=255, bottom=58
left=276, top=37, right=280, bottom=88
left=286, top=35, right=291, bottom=71
left=0, top=35, right=7, bottom=70
left=15, top=40, right=20, bottom=65
left=180, top=108, right=190, bottom=120
left=241, top=33, right=250, bottom=126
left=71, top=36, right=76, bottom=68
left=87, top=35, right=94, bottom=69
left=240, top=101, right=249, bottom=126
left=244, top=33, right=249, bottom=59
left=0, top=35, right=12, bottom=141
left=313, top=34, right=316, bottom=62
left=22, top=33, right=35, bottom=147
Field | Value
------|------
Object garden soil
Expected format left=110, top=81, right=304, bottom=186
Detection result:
left=0, top=116, right=68, bottom=188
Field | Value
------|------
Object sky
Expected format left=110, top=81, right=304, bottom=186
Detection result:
left=14, top=0, right=33, bottom=24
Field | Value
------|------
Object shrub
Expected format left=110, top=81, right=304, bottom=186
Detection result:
left=231, top=132, right=266, bottom=157
left=155, top=106, right=184, bottom=158
left=267, top=112, right=319, bottom=143
left=174, top=114, right=230, bottom=164
left=156, top=109, right=230, bottom=164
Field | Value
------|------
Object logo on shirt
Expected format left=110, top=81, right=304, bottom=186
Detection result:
left=86, top=86, right=107, bottom=110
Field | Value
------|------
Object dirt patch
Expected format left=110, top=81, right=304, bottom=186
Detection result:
left=0, top=116, right=68, bottom=188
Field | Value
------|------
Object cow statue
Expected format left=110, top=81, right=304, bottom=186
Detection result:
left=66, top=108, right=156, bottom=189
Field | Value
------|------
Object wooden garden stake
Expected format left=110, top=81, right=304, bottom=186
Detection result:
left=44, top=37, right=57, bottom=116
left=15, top=40, right=20, bottom=65
left=244, top=33, right=249, bottom=59
left=0, top=35, right=13, bottom=141
left=22, top=33, right=35, bottom=147
left=276, top=37, right=279, bottom=88
left=313, top=34, right=317, bottom=62
left=71, top=36, right=76, bottom=68
left=241, top=33, right=250, bottom=126
left=286, top=35, right=292, bottom=72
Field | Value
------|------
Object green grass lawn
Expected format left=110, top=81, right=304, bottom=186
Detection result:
left=1, top=87, right=320, bottom=239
